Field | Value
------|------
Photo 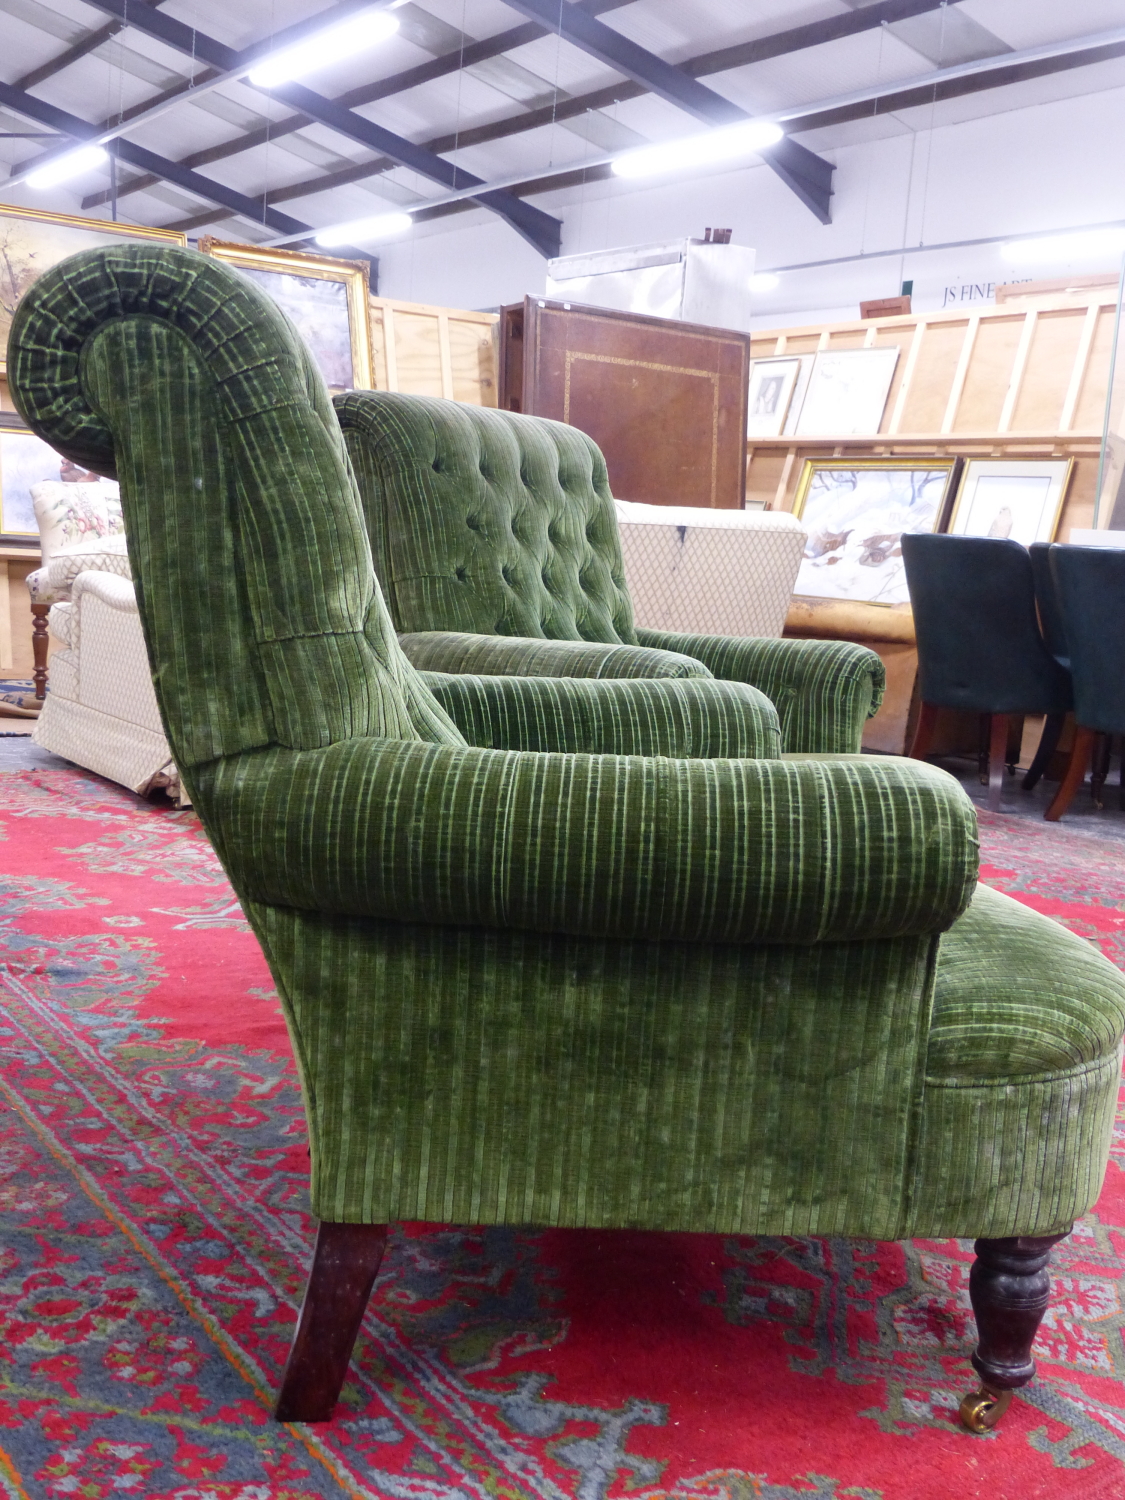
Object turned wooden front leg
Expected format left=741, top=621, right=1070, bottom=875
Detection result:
left=31, top=602, right=50, bottom=700
left=960, top=1231, right=1069, bottom=1432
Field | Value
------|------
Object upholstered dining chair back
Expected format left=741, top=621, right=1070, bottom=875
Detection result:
left=335, top=390, right=639, bottom=643
left=1028, top=541, right=1070, bottom=664
left=6, top=247, right=462, bottom=775
left=1049, top=544, right=1125, bottom=734
left=902, top=533, right=1072, bottom=714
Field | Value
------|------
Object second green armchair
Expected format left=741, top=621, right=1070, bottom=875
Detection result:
left=334, top=391, right=883, bottom=754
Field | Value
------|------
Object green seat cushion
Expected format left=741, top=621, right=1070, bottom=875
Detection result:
left=929, top=883, right=1125, bottom=1080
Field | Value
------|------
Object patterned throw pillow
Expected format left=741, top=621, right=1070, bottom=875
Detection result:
left=31, top=480, right=124, bottom=569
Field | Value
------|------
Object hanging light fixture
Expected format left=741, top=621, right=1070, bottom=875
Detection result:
left=248, top=7, right=400, bottom=88
left=25, top=144, right=109, bottom=191
left=316, top=211, right=413, bottom=248
left=612, top=120, right=784, bottom=181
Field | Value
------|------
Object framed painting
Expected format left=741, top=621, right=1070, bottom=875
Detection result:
left=747, top=357, right=800, bottom=437
left=947, top=458, right=1073, bottom=546
left=199, top=239, right=373, bottom=392
left=0, top=201, right=186, bottom=372
left=0, top=417, right=116, bottom=543
left=794, top=347, right=900, bottom=436
left=792, top=457, right=960, bottom=606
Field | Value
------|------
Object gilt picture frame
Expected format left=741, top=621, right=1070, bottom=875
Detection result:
left=792, top=457, right=960, bottom=606
left=198, top=238, right=374, bottom=392
left=947, top=458, right=1074, bottom=546
left=0, top=200, right=186, bottom=375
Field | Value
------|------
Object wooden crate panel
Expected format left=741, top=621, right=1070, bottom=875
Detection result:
left=448, top=316, right=497, bottom=406
left=953, top=316, right=1024, bottom=432
left=1012, top=308, right=1088, bottom=432
left=897, top=320, right=971, bottom=432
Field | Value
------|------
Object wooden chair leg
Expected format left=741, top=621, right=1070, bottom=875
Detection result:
left=1022, top=712, right=1065, bottom=792
left=1045, top=724, right=1095, bottom=822
left=908, top=701, right=939, bottom=760
left=959, top=1231, right=1069, bottom=1432
left=987, top=713, right=1008, bottom=812
left=31, top=602, right=51, bottom=700
left=274, top=1222, right=388, bottom=1423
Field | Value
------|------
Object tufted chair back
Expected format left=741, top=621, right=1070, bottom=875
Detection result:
left=335, top=391, right=639, bottom=644
left=6, top=247, right=463, bottom=774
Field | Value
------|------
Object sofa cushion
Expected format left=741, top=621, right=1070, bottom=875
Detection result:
left=928, top=882, right=1125, bottom=1080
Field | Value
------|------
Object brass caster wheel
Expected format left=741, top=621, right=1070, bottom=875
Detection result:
left=959, top=1385, right=1013, bottom=1433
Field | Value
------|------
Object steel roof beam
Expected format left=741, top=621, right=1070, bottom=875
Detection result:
left=0, top=81, right=312, bottom=239
left=86, top=0, right=947, bottom=227
left=75, top=0, right=562, bottom=256
left=499, top=0, right=833, bottom=222
left=83, top=0, right=632, bottom=214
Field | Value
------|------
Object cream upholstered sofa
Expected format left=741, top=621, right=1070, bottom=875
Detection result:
left=35, top=543, right=184, bottom=801
left=613, top=499, right=806, bottom=638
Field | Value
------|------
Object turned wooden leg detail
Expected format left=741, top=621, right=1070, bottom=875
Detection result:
left=959, top=1231, right=1069, bottom=1433
left=274, top=1222, right=388, bottom=1423
left=31, top=602, right=51, bottom=701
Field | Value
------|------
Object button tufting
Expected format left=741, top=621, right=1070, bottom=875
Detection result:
left=466, top=515, right=481, bottom=531
left=501, top=565, right=515, bottom=584
left=432, top=457, right=442, bottom=472
left=455, top=566, right=468, bottom=582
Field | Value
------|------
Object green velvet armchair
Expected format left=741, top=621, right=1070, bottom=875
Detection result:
left=334, top=390, right=885, bottom=755
left=10, top=245, right=1125, bottom=1436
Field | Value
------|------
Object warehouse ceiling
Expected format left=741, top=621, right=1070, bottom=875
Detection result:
left=0, top=0, right=1122, bottom=258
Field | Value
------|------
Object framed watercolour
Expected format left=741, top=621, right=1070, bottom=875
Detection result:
left=198, top=239, right=374, bottom=392
left=794, top=347, right=900, bottom=436
left=747, top=357, right=800, bottom=437
left=792, top=458, right=960, bottom=606
left=947, top=458, right=1073, bottom=546
left=0, top=201, right=186, bottom=371
left=0, top=417, right=116, bottom=543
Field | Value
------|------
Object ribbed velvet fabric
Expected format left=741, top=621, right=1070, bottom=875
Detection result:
left=335, top=390, right=885, bottom=754
left=401, top=631, right=713, bottom=680
left=9, top=245, right=1125, bottom=1244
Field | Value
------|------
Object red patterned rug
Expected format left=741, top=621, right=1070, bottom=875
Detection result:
left=0, top=769, right=1123, bottom=1500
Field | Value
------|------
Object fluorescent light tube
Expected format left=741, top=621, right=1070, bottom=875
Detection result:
left=249, top=8, right=400, bottom=88
left=612, top=120, right=784, bottom=180
left=25, top=144, right=109, bottom=190
left=750, top=272, right=780, bottom=292
left=316, top=211, right=413, bottom=248
left=1000, top=228, right=1125, bottom=265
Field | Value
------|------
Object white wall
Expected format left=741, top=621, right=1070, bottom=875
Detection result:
left=372, top=74, right=1125, bottom=327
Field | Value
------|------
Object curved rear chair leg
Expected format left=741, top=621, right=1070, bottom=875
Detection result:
left=275, top=1222, right=388, bottom=1423
left=1022, top=712, right=1065, bottom=792
left=909, top=701, right=939, bottom=760
left=1045, top=725, right=1095, bottom=822
left=959, top=1231, right=1069, bottom=1433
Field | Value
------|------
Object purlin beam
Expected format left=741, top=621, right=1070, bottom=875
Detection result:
left=499, top=0, right=834, bottom=223
left=74, top=0, right=562, bottom=257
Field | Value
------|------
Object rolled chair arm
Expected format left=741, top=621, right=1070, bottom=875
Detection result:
left=636, top=630, right=886, bottom=754
left=399, top=630, right=712, bottom=680
left=421, top=671, right=782, bottom=759
left=197, top=742, right=977, bottom=946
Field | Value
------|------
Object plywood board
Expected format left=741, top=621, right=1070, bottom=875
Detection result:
left=368, top=296, right=498, bottom=406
